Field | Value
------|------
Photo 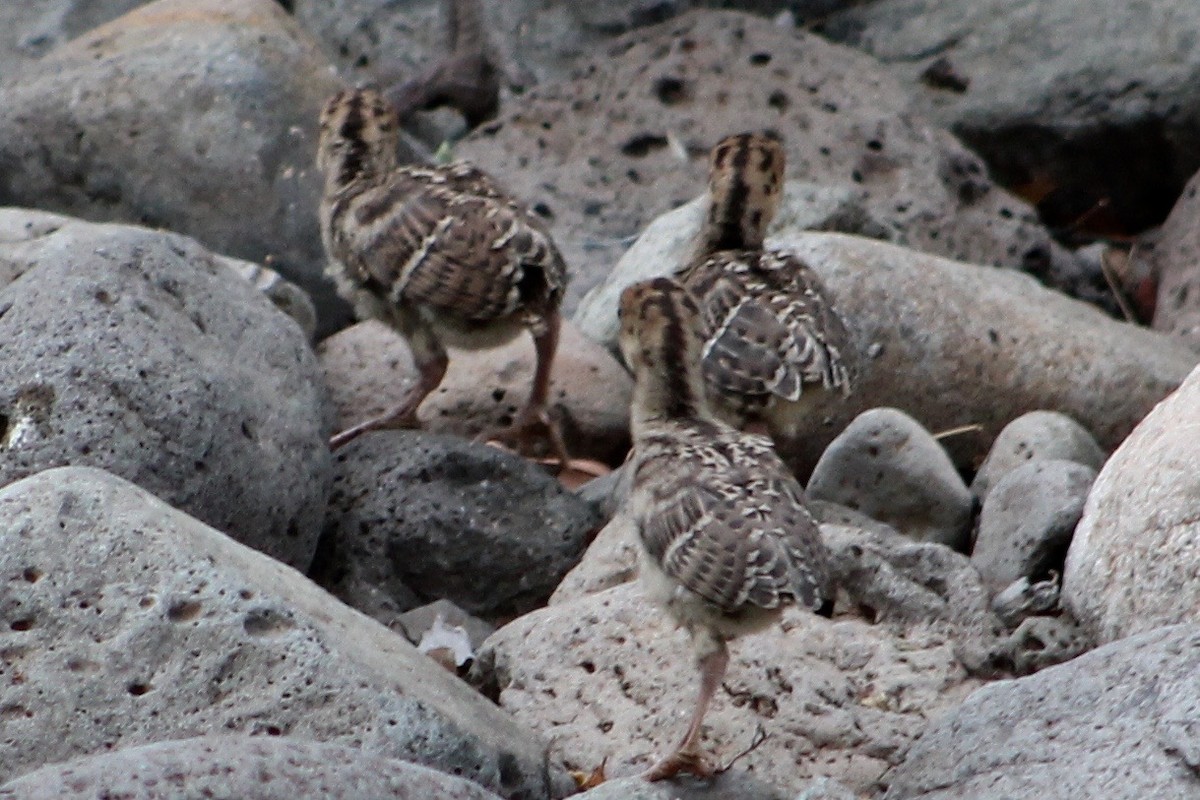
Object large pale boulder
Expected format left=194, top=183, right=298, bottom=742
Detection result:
left=1063, top=362, right=1200, bottom=643
left=883, top=624, right=1200, bottom=800
left=457, top=9, right=1078, bottom=313
left=0, top=467, right=571, bottom=799
left=577, top=228, right=1196, bottom=474
left=0, top=736, right=504, bottom=800
left=0, top=0, right=350, bottom=334
left=0, top=213, right=330, bottom=569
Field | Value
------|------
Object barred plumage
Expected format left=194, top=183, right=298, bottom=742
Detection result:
left=317, top=88, right=568, bottom=453
left=618, top=276, right=831, bottom=781
left=678, top=131, right=856, bottom=435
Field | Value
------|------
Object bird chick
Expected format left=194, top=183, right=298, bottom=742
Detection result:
left=679, top=131, right=855, bottom=441
left=316, top=87, right=568, bottom=457
left=618, top=276, right=832, bottom=781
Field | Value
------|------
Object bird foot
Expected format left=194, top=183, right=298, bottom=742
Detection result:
left=639, top=750, right=715, bottom=783
left=475, top=406, right=570, bottom=468
left=329, top=411, right=421, bottom=450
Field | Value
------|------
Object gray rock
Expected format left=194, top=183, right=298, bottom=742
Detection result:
left=823, top=0, right=1200, bottom=241
left=318, top=431, right=602, bottom=619
left=0, top=736, right=505, bottom=800
left=473, top=581, right=984, bottom=797
left=220, top=255, right=319, bottom=342
left=883, top=624, right=1200, bottom=800
left=0, top=0, right=148, bottom=73
left=970, top=410, right=1106, bottom=501
left=0, top=0, right=351, bottom=336
left=460, top=9, right=1076, bottom=314
left=1134, top=168, right=1200, bottom=350
left=972, top=459, right=1094, bottom=594
left=0, top=214, right=329, bottom=570
left=548, top=511, right=640, bottom=605
left=577, top=230, right=1195, bottom=476
left=1064, top=362, right=1200, bottom=644
left=573, top=773, right=789, bottom=800
left=990, top=574, right=1062, bottom=628
left=0, top=467, right=572, bottom=798
left=808, top=408, right=973, bottom=549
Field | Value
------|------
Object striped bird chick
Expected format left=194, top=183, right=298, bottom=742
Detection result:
left=317, top=87, right=568, bottom=455
left=678, top=131, right=856, bottom=440
left=618, top=276, right=832, bottom=782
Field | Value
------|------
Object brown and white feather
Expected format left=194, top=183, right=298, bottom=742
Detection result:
left=618, top=278, right=831, bottom=642
left=678, top=131, right=856, bottom=429
left=317, top=89, right=565, bottom=341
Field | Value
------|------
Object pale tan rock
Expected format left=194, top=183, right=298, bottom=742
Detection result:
left=318, top=318, right=632, bottom=465
left=475, top=582, right=983, bottom=796
left=1063, top=362, right=1200, bottom=643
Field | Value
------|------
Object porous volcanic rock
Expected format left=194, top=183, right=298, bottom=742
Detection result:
left=0, top=215, right=329, bottom=569
left=0, top=467, right=571, bottom=799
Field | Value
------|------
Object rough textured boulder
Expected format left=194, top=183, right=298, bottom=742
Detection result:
left=883, top=624, right=1200, bottom=800
left=578, top=229, right=1196, bottom=474
left=0, top=467, right=571, bottom=799
left=807, top=408, right=973, bottom=549
left=823, top=0, right=1200, bottom=236
left=318, top=319, right=632, bottom=466
left=317, top=431, right=602, bottom=620
left=0, top=0, right=350, bottom=334
left=0, top=214, right=329, bottom=569
left=0, top=736, right=504, bottom=800
left=1133, top=168, right=1200, bottom=350
left=457, top=9, right=1077, bottom=313
left=474, top=581, right=983, bottom=797
left=970, top=410, right=1106, bottom=502
left=973, top=459, right=1094, bottom=593
left=1064, top=362, right=1200, bottom=643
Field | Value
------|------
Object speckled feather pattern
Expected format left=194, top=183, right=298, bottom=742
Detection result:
left=619, top=277, right=831, bottom=634
left=317, top=90, right=565, bottom=338
left=681, top=248, right=854, bottom=418
left=631, top=422, right=829, bottom=615
left=678, top=131, right=856, bottom=426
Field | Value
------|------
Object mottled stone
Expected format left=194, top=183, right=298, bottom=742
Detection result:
left=970, top=410, right=1105, bottom=502
left=0, top=214, right=330, bottom=569
left=0, top=467, right=571, bottom=798
left=808, top=408, right=973, bottom=549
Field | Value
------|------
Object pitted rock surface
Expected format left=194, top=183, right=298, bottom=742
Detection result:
left=457, top=9, right=1077, bottom=313
left=318, top=431, right=602, bottom=620
left=0, top=0, right=351, bottom=335
left=0, top=736, right=505, bottom=800
left=0, top=215, right=329, bottom=569
left=1064, top=362, right=1200, bottom=643
left=0, top=467, right=571, bottom=799
left=473, top=581, right=983, bottom=797
left=1135, top=168, right=1200, bottom=350
left=824, top=0, right=1200, bottom=239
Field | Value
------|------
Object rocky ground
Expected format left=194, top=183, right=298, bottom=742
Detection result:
left=2, top=1, right=1200, bottom=799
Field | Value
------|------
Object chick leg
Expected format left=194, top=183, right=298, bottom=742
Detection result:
left=641, top=639, right=729, bottom=782
left=330, top=322, right=448, bottom=450
left=476, top=310, right=569, bottom=465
